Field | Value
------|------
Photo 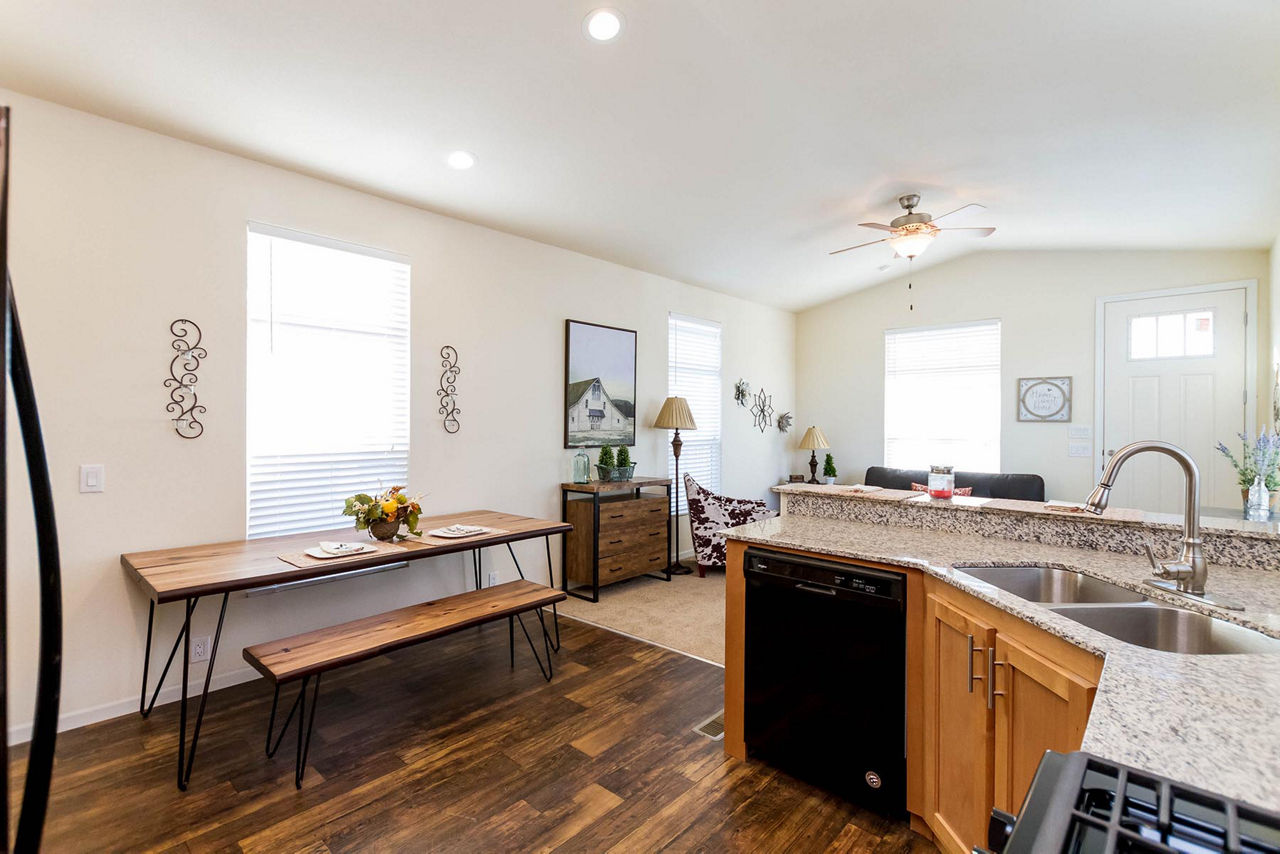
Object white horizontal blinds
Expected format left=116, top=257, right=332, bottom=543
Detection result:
left=246, top=224, right=410, bottom=538
left=668, top=313, right=722, bottom=514
left=883, top=320, right=1001, bottom=473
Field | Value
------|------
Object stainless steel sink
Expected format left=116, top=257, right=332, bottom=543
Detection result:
left=957, top=565, right=1147, bottom=604
left=1048, top=604, right=1280, bottom=655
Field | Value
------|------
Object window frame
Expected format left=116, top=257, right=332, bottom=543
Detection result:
left=667, top=312, right=723, bottom=515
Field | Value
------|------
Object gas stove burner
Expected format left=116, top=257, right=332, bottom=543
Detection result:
left=988, top=752, right=1280, bottom=854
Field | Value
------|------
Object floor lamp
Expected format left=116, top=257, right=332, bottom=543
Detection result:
left=654, top=396, right=697, bottom=575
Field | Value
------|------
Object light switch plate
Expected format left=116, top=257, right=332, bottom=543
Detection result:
left=79, top=464, right=105, bottom=493
left=1068, top=426, right=1092, bottom=440
left=1068, top=442, right=1092, bottom=458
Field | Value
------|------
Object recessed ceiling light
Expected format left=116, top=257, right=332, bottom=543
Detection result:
left=446, top=151, right=476, bottom=170
left=584, top=8, right=624, bottom=42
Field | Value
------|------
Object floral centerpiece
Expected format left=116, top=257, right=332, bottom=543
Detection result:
left=342, top=486, right=423, bottom=541
left=1216, top=430, right=1280, bottom=512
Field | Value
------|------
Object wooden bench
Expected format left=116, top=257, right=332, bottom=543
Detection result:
left=243, top=579, right=566, bottom=787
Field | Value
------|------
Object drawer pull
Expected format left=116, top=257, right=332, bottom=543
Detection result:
left=649, top=531, right=660, bottom=537
left=649, top=556, right=661, bottom=562
left=608, top=566, right=624, bottom=573
left=608, top=539, right=623, bottom=545
left=609, top=513, right=625, bottom=519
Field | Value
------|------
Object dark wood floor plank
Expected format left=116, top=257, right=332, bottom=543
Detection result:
left=16, top=616, right=931, bottom=853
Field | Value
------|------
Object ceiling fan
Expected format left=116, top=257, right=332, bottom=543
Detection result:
left=829, top=193, right=995, bottom=259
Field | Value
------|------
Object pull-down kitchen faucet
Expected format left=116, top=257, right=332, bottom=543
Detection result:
left=1084, top=440, right=1209, bottom=595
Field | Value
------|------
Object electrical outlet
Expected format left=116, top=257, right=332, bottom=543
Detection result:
left=488, top=570, right=500, bottom=587
left=191, top=635, right=212, bottom=663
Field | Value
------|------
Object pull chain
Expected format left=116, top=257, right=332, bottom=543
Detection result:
left=907, top=256, right=914, bottom=311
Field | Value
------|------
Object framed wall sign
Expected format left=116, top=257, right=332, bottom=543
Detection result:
left=1017, top=376, right=1072, bottom=422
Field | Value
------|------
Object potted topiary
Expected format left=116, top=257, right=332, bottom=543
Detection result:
left=615, top=445, right=636, bottom=481
left=823, top=453, right=837, bottom=485
left=596, top=444, right=616, bottom=481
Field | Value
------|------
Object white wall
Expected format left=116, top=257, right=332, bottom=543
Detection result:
left=0, top=89, right=795, bottom=739
left=796, top=250, right=1271, bottom=502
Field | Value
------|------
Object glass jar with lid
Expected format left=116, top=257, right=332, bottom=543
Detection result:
left=927, top=465, right=955, bottom=499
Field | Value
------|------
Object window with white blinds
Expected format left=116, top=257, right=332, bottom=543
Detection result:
left=246, top=224, right=410, bottom=538
left=884, top=319, right=1001, bottom=473
left=668, top=313, right=722, bottom=514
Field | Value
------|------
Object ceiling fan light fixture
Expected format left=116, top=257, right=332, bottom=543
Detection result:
left=887, top=222, right=938, bottom=258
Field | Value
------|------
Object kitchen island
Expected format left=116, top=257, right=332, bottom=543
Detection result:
left=721, top=492, right=1280, bottom=852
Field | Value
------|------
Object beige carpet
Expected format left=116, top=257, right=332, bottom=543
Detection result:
left=558, top=570, right=726, bottom=665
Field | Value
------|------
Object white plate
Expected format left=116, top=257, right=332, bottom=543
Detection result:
left=304, top=543, right=378, bottom=559
left=427, top=525, right=493, bottom=539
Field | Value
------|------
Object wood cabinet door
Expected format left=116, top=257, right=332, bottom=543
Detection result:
left=923, top=593, right=996, bottom=854
left=992, top=634, right=1096, bottom=813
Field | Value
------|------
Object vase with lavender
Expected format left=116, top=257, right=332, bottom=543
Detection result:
left=1216, top=429, right=1280, bottom=520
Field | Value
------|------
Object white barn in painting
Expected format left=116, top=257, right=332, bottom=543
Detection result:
left=567, top=377, right=630, bottom=433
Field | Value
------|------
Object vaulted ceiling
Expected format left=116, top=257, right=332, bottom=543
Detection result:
left=1, top=1, right=1277, bottom=309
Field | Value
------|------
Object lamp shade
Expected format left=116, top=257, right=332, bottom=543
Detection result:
left=653, top=396, right=697, bottom=430
left=797, top=425, right=830, bottom=450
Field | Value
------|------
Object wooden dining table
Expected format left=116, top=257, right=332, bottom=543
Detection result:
left=121, top=509, right=571, bottom=790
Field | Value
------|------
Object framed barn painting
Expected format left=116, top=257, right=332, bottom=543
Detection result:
left=564, top=319, right=637, bottom=448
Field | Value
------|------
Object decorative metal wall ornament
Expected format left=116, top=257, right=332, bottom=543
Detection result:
left=437, top=345, right=461, bottom=433
left=164, top=319, right=206, bottom=438
left=750, top=388, right=774, bottom=433
left=733, top=378, right=752, bottom=408
left=776, top=411, right=793, bottom=434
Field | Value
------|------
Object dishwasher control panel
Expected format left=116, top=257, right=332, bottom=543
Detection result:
left=745, top=549, right=905, bottom=600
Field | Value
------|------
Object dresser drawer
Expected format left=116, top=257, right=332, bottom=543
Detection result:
left=598, top=540, right=668, bottom=585
left=598, top=496, right=668, bottom=533
left=598, top=523, right=667, bottom=558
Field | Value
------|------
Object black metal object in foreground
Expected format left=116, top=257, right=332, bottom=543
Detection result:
left=2, top=103, right=66, bottom=853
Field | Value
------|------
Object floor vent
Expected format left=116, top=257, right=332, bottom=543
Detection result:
left=694, top=710, right=725, bottom=741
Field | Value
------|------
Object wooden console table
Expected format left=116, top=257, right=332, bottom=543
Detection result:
left=121, top=509, right=570, bottom=790
left=560, top=478, right=672, bottom=602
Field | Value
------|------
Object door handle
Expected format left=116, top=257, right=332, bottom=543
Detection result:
left=794, top=582, right=837, bottom=596
left=987, top=648, right=1006, bottom=710
left=967, top=634, right=984, bottom=693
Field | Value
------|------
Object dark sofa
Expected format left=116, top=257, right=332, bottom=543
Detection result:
left=864, top=466, right=1045, bottom=502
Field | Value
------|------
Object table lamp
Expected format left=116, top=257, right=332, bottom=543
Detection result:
left=653, top=396, right=697, bottom=574
left=798, top=426, right=830, bottom=484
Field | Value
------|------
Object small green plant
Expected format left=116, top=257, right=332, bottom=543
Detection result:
left=616, top=446, right=632, bottom=468
left=823, top=453, right=837, bottom=478
left=597, top=444, right=615, bottom=468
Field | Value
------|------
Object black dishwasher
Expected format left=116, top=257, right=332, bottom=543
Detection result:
left=744, top=547, right=906, bottom=817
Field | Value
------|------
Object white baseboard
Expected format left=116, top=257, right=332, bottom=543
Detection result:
left=7, top=664, right=261, bottom=746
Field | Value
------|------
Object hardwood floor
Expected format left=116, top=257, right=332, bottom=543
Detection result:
left=12, top=617, right=934, bottom=853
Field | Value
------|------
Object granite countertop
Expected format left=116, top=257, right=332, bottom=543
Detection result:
left=773, top=482, right=1280, bottom=541
left=722, top=513, right=1280, bottom=811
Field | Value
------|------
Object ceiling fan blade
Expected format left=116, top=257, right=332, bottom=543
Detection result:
left=829, top=237, right=889, bottom=255
left=931, top=203, right=986, bottom=223
left=857, top=222, right=895, bottom=232
left=939, top=226, right=996, bottom=237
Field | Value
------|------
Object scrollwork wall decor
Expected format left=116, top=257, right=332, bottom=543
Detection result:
left=164, top=319, right=206, bottom=439
left=437, top=345, right=461, bottom=433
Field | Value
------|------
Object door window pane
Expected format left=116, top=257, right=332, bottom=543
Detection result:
left=1128, top=310, right=1214, bottom=360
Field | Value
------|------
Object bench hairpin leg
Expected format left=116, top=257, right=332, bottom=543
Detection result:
left=265, top=682, right=305, bottom=758
left=509, top=541, right=561, bottom=653
left=514, top=611, right=554, bottom=682
left=139, top=597, right=198, bottom=718
left=295, top=674, right=322, bottom=789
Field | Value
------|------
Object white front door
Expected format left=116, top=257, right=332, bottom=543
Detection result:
left=1101, top=286, right=1249, bottom=514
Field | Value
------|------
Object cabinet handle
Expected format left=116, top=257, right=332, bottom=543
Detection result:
left=609, top=513, right=625, bottom=519
left=649, top=531, right=660, bottom=537
left=608, top=566, right=624, bottom=573
left=987, top=648, right=1006, bottom=710
left=608, top=539, right=623, bottom=545
left=967, top=634, right=984, bottom=693
left=648, top=556, right=661, bottom=562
